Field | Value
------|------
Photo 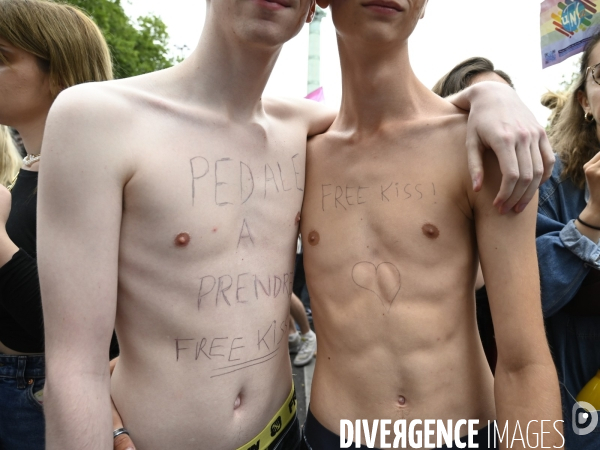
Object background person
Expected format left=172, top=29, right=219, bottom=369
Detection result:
left=289, top=292, right=317, bottom=367
left=0, top=1, right=112, bottom=448
left=538, top=33, right=600, bottom=449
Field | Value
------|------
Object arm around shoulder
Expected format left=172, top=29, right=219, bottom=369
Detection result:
left=264, top=96, right=336, bottom=137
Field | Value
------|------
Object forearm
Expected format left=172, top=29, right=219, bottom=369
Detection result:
left=494, top=360, right=564, bottom=449
left=45, top=368, right=113, bottom=450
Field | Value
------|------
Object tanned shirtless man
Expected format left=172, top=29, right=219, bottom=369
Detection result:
left=300, top=1, right=563, bottom=449
left=37, top=1, right=555, bottom=449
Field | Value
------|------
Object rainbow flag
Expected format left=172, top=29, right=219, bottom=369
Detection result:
left=541, top=0, right=600, bottom=68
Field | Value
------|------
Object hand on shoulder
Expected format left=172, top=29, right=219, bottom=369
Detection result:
left=449, top=81, right=555, bottom=214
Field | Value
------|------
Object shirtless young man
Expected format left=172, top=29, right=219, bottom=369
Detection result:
left=36, top=1, right=555, bottom=449
left=300, top=1, right=563, bottom=449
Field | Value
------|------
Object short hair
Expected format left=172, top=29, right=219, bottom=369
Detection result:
left=0, top=0, right=113, bottom=97
left=0, top=126, right=22, bottom=188
left=432, top=57, right=514, bottom=98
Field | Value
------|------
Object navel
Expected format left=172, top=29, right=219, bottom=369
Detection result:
left=398, top=395, right=407, bottom=407
left=308, top=230, right=320, bottom=246
left=174, top=232, right=191, bottom=247
left=422, top=223, right=439, bottom=239
left=234, top=395, right=242, bottom=410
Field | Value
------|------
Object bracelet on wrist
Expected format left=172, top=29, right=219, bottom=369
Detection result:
left=577, top=215, right=600, bottom=231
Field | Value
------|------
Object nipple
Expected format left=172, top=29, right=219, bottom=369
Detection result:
left=295, top=212, right=301, bottom=226
left=174, top=232, right=191, bottom=247
left=308, top=230, right=320, bottom=246
left=421, top=223, right=440, bottom=239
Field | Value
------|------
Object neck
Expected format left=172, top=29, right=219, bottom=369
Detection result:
left=335, top=38, right=434, bottom=132
left=15, top=113, right=47, bottom=156
left=176, top=18, right=283, bottom=121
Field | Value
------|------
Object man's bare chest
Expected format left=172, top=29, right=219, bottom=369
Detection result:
left=302, top=141, right=473, bottom=264
left=120, top=122, right=308, bottom=257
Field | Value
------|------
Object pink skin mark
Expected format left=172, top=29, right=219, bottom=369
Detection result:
left=175, top=233, right=190, bottom=247
left=212, top=227, right=218, bottom=233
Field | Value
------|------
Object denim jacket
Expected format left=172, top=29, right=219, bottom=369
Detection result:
left=537, top=158, right=600, bottom=448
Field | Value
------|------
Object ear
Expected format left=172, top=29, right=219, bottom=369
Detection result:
left=578, top=89, right=591, bottom=115
left=316, top=0, right=330, bottom=9
left=306, top=0, right=317, bottom=23
left=420, top=0, right=429, bottom=19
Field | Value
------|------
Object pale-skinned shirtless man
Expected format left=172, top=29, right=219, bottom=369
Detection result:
left=300, top=1, right=563, bottom=449
left=37, top=1, right=555, bottom=449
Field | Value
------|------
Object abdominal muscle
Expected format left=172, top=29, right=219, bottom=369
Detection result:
left=309, top=287, right=496, bottom=443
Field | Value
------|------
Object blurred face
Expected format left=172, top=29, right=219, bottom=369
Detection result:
left=208, top=0, right=316, bottom=48
left=579, top=42, right=600, bottom=130
left=320, top=0, right=428, bottom=45
left=0, top=37, right=53, bottom=129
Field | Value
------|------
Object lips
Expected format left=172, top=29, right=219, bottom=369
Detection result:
left=361, top=0, right=403, bottom=12
left=265, top=0, right=291, bottom=6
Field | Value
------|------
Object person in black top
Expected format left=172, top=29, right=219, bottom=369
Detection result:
left=0, top=1, right=112, bottom=448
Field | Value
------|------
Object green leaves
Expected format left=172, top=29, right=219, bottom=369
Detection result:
left=64, top=0, right=175, bottom=79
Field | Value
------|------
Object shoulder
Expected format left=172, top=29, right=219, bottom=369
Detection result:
left=263, top=96, right=326, bottom=119
left=263, top=97, right=336, bottom=137
left=42, top=80, right=144, bottom=182
left=406, top=94, right=469, bottom=147
left=45, top=82, right=142, bottom=154
left=48, top=77, right=154, bottom=129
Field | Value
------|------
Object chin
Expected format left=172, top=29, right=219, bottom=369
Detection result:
left=238, top=21, right=303, bottom=48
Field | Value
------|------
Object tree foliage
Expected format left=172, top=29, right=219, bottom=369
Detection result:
left=63, top=0, right=175, bottom=79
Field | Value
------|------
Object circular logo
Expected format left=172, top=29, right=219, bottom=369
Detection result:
left=562, top=1, right=586, bottom=33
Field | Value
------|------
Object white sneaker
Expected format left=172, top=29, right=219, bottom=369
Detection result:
left=288, top=332, right=303, bottom=354
left=293, top=332, right=316, bottom=367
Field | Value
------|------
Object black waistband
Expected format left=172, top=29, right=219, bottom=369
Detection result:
left=302, top=408, right=498, bottom=450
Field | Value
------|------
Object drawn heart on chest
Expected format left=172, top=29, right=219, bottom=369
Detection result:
left=351, top=262, right=401, bottom=312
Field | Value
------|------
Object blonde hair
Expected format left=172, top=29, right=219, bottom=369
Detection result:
left=548, top=33, right=600, bottom=189
left=541, top=91, right=568, bottom=130
left=0, top=127, right=22, bottom=188
left=0, top=0, right=113, bottom=97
